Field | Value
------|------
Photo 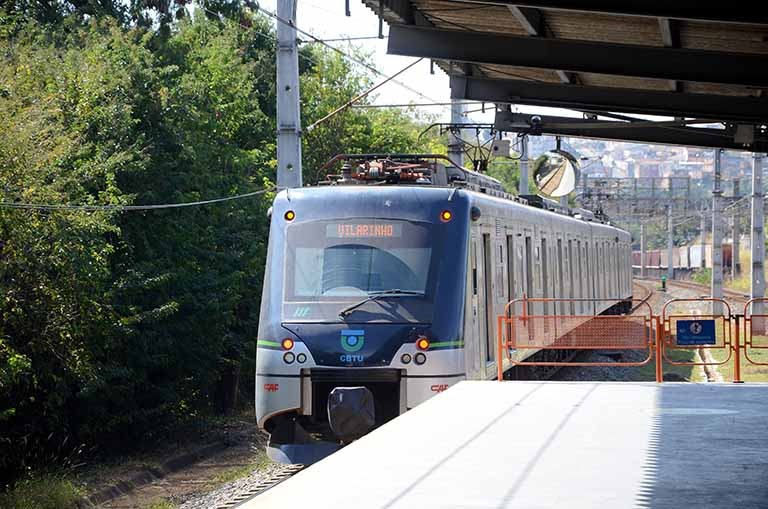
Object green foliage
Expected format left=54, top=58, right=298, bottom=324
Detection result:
left=0, top=475, right=82, bottom=509
left=0, top=8, right=440, bottom=485
left=486, top=159, right=524, bottom=195
left=300, top=47, right=440, bottom=183
left=692, top=268, right=712, bottom=286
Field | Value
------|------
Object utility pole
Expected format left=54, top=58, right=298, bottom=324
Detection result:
left=519, top=135, right=529, bottom=195
left=732, top=178, right=741, bottom=280
left=640, top=223, right=646, bottom=278
left=667, top=205, right=674, bottom=281
left=712, top=149, right=723, bottom=315
left=276, top=0, right=302, bottom=189
left=448, top=99, right=465, bottom=168
left=751, top=154, right=765, bottom=318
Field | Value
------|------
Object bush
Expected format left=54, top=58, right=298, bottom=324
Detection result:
left=0, top=476, right=82, bottom=509
left=691, top=268, right=711, bottom=285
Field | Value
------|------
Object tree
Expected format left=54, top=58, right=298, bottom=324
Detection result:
left=0, top=9, right=447, bottom=483
left=300, top=48, right=440, bottom=184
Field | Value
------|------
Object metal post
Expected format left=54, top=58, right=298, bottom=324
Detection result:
left=640, top=223, right=646, bottom=278
left=733, top=315, right=743, bottom=383
left=712, top=149, right=723, bottom=315
left=700, top=205, right=707, bottom=268
left=655, top=315, right=663, bottom=383
left=667, top=205, right=674, bottom=281
left=733, top=178, right=741, bottom=280
left=276, top=0, right=303, bottom=189
left=448, top=99, right=465, bottom=168
left=751, top=154, right=765, bottom=314
left=519, top=135, right=529, bottom=195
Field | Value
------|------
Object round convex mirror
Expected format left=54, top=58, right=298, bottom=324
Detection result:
left=532, top=150, right=580, bottom=198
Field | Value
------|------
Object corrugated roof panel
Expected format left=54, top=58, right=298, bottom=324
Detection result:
left=577, top=73, right=670, bottom=91
left=544, top=10, right=663, bottom=46
left=680, top=21, right=768, bottom=55
left=411, top=0, right=524, bottom=33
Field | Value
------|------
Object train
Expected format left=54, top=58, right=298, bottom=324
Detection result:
left=256, top=155, right=633, bottom=464
left=632, top=244, right=733, bottom=270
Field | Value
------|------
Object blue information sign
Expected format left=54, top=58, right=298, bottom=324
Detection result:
left=676, top=319, right=716, bottom=345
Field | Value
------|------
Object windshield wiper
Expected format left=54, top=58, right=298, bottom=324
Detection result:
left=338, top=289, right=423, bottom=319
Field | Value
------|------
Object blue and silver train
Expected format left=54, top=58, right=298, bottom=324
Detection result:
left=256, top=155, right=632, bottom=463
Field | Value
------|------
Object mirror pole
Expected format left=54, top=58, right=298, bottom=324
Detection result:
left=519, top=135, right=529, bottom=195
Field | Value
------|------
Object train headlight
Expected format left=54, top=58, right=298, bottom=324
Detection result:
left=297, top=353, right=307, bottom=363
left=401, top=353, right=412, bottom=364
left=440, top=210, right=453, bottom=222
left=281, top=338, right=294, bottom=350
left=416, top=337, right=430, bottom=351
left=414, top=353, right=427, bottom=365
left=283, top=352, right=295, bottom=364
left=284, top=210, right=295, bottom=221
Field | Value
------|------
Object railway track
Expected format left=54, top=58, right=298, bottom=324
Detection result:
left=631, top=279, right=655, bottom=311
left=665, top=278, right=749, bottom=303
left=212, top=463, right=305, bottom=509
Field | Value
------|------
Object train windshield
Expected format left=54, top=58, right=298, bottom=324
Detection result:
left=284, top=219, right=435, bottom=321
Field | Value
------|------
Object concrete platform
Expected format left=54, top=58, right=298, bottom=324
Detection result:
left=246, top=382, right=768, bottom=508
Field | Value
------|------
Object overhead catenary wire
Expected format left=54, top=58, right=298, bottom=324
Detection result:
left=0, top=188, right=273, bottom=212
left=303, top=36, right=387, bottom=43
left=351, top=101, right=484, bottom=109
left=306, top=58, right=423, bottom=132
left=253, top=2, right=445, bottom=108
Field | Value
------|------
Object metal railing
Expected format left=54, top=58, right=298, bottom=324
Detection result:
left=495, top=295, right=768, bottom=383
left=496, top=297, right=657, bottom=381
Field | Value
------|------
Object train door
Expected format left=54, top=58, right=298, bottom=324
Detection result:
left=576, top=239, right=583, bottom=314
left=524, top=233, right=534, bottom=317
left=506, top=232, right=515, bottom=303
left=482, top=233, right=495, bottom=366
left=568, top=238, right=575, bottom=315
left=467, top=235, right=482, bottom=378
left=615, top=243, right=621, bottom=298
left=591, top=240, right=598, bottom=314
left=541, top=236, right=549, bottom=318
left=557, top=237, right=565, bottom=315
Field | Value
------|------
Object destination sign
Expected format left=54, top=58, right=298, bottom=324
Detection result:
left=327, top=223, right=403, bottom=238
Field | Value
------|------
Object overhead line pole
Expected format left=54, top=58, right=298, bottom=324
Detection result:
left=712, top=149, right=723, bottom=315
left=519, top=135, right=530, bottom=195
left=276, top=0, right=303, bottom=189
left=751, top=154, right=765, bottom=318
left=448, top=99, right=466, bottom=168
left=640, top=223, right=646, bottom=278
left=667, top=205, right=674, bottom=281
left=733, top=178, right=741, bottom=280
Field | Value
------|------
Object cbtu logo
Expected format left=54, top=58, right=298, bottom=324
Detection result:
left=340, top=329, right=365, bottom=352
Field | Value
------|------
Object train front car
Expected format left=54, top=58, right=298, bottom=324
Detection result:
left=256, top=186, right=468, bottom=463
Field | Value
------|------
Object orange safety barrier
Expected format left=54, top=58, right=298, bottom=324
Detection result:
left=742, top=298, right=768, bottom=371
left=660, top=298, right=735, bottom=379
left=496, top=297, right=657, bottom=382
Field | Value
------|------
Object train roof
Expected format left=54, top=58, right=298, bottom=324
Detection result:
left=274, top=185, right=628, bottom=239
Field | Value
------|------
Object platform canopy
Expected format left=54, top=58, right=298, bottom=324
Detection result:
left=364, top=1, right=768, bottom=151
